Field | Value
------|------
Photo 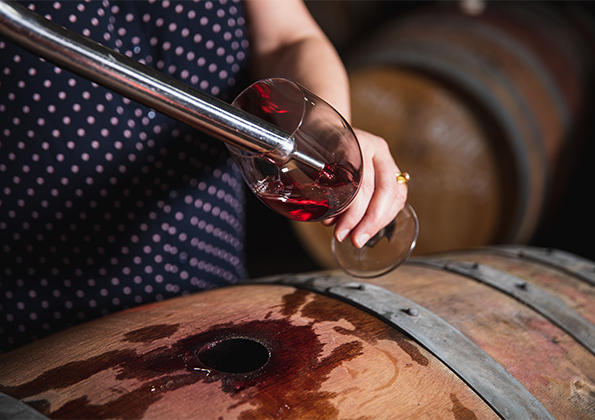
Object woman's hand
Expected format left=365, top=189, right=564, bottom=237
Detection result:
left=322, top=128, right=408, bottom=248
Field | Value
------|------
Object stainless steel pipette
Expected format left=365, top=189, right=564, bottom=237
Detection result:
left=0, top=0, right=325, bottom=172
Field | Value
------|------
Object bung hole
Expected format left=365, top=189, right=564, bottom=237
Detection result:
left=198, top=338, right=270, bottom=373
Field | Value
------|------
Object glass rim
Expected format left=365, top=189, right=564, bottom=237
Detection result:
left=231, top=77, right=308, bottom=142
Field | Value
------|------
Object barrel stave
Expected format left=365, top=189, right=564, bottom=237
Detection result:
left=365, top=260, right=595, bottom=419
left=437, top=248, right=595, bottom=326
left=0, top=284, right=498, bottom=420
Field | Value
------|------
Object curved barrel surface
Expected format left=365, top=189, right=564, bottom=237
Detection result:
left=1, top=246, right=594, bottom=419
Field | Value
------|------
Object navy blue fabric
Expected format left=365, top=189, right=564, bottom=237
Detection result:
left=0, top=0, right=250, bottom=353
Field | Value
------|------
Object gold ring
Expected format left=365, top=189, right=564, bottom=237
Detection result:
left=396, top=172, right=410, bottom=184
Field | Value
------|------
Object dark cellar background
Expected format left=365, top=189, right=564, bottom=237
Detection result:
left=245, top=0, right=595, bottom=279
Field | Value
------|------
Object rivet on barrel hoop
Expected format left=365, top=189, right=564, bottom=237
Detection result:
left=402, top=308, right=419, bottom=317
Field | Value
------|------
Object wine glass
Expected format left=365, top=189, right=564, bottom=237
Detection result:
left=227, top=78, right=418, bottom=277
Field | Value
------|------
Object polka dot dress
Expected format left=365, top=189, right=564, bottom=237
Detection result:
left=0, top=0, right=251, bottom=354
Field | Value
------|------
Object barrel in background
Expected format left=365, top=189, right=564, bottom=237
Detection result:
left=293, top=1, right=595, bottom=269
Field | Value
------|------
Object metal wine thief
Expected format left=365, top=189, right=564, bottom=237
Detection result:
left=0, top=0, right=324, bottom=171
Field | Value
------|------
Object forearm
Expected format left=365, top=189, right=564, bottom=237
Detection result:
left=243, top=0, right=351, bottom=120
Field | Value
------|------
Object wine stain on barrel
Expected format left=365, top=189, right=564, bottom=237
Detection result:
left=0, top=288, right=430, bottom=419
left=450, top=393, right=478, bottom=420
left=295, top=289, right=430, bottom=366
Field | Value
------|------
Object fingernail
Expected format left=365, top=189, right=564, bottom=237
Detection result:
left=355, top=233, right=370, bottom=248
left=336, top=229, right=350, bottom=243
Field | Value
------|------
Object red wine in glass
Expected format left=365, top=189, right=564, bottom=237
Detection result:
left=230, top=78, right=417, bottom=278
left=254, top=160, right=360, bottom=222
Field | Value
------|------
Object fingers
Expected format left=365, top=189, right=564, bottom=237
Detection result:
left=333, top=129, right=408, bottom=248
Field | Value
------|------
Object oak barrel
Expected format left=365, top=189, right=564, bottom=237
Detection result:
left=1, top=245, right=594, bottom=419
left=293, top=2, right=595, bottom=267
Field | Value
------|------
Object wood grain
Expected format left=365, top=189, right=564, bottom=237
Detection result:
left=0, top=284, right=497, bottom=420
